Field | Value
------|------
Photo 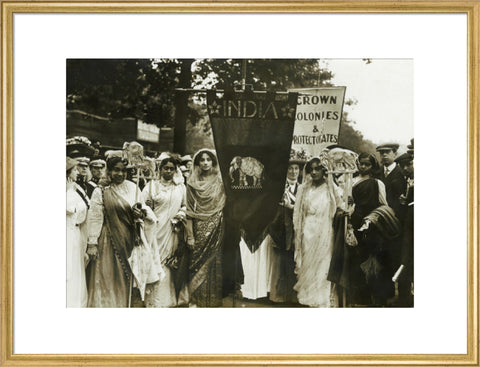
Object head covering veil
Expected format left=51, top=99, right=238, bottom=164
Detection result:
left=293, top=151, right=342, bottom=264
left=186, top=148, right=226, bottom=220
left=156, top=152, right=184, bottom=185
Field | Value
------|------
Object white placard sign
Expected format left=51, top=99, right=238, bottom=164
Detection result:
left=137, top=119, right=160, bottom=143
left=290, top=87, right=346, bottom=156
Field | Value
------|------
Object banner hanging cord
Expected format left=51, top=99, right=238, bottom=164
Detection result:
left=174, top=88, right=309, bottom=95
left=242, top=59, right=247, bottom=91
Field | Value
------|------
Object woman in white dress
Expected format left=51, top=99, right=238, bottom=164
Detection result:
left=66, top=157, right=89, bottom=307
left=143, top=156, right=187, bottom=307
left=293, top=155, right=343, bottom=307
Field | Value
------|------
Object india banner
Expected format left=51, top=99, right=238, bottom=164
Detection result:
left=207, top=90, right=298, bottom=252
left=290, top=87, right=346, bottom=156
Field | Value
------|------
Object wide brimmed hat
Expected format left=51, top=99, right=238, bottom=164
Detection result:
left=289, top=148, right=310, bottom=165
left=66, top=136, right=95, bottom=158
left=376, top=143, right=400, bottom=152
left=66, top=157, right=78, bottom=171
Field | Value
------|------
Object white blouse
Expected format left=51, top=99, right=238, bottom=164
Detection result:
left=87, top=180, right=157, bottom=245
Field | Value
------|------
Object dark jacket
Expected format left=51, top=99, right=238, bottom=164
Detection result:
left=379, top=164, right=407, bottom=220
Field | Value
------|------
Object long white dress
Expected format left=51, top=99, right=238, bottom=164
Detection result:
left=66, top=185, right=89, bottom=307
left=293, top=182, right=339, bottom=307
left=143, top=180, right=186, bottom=307
left=239, top=235, right=274, bottom=300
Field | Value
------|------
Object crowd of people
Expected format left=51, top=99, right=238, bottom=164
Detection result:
left=66, top=136, right=414, bottom=308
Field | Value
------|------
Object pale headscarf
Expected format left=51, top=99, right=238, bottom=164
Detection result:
left=186, top=149, right=226, bottom=220
left=293, top=154, right=343, bottom=260
left=156, top=152, right=184, bottom=185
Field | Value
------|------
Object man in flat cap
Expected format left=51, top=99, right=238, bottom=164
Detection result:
left=86, top=159, right=106, bottom=198
left=377, top=143, right=407, bottom=219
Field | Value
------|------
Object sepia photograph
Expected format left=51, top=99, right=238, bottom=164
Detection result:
left=66, top=58, right=414, bottom=309
left=3, top=4, right=477, bottom=364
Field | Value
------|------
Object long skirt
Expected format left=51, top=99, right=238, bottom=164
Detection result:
left=239, top=235, right=273, bottom=300
left=189, top=211, right=224, bottom=307
left=87, top=230, right=130, bottom=308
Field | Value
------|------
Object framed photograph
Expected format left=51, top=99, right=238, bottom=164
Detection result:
left=1, top=1, right=478, bottom=365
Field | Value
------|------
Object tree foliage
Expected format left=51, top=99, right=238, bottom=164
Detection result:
left=67, top=59, right=180, bottom=125
left=67, top=58, right=375, bottom=154
left=338, top=112, right=377, bottom=155
left=192, top=59, right=333, bottom=91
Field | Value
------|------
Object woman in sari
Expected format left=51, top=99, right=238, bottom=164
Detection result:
left=66, top=157, right=89, bottom=307
left=293, top=154, right=343, bottom=307
left=352, top=153, right=387, bottom=226
left=186, top=149, right=226, bottom=307
left=86, top=155, right=158, bottom=307
left=351, top=153, right=400, bottom=306
left=143, top=156, right=187, bottom=307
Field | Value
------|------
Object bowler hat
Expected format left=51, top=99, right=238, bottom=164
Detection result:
left=395, top=153, right=413, bottom=165
left=407, top=138, right=414, bottom=157
left=407, top=138, right=414, bottom=150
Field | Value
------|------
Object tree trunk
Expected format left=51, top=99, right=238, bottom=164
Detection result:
left=173, top=59, right=193, bottom=154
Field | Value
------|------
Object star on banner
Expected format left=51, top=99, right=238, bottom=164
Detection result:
left=281, top=105, right=296, bottom=119
left=208, top=100, right=221, bottom=116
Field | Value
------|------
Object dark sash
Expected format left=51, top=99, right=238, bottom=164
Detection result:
left=76, top=188, right=90, bottom=209
left=103, top=188, right=136, bottom=280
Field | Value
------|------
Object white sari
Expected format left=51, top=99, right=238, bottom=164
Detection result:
left=143, top=179, right=186, bottom=307
left=293, top=174, right=342, bottom=307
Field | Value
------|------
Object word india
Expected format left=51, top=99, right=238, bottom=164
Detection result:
left=214, top=100, right=293, bottom=119
left=293, top=134, right=338, bottom=144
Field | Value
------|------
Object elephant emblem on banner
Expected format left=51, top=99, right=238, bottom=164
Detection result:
left=229, top=156, right=265, bottom=189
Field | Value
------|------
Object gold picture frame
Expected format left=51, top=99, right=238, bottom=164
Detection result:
left=1, top=1, right=478, bottom=365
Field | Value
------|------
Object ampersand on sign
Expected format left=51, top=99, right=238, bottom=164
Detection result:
left=313, top=125, right=319, bottom=133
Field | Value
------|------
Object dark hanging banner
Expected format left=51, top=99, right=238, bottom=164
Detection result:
left=207, top=90, right=298, bottom=252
